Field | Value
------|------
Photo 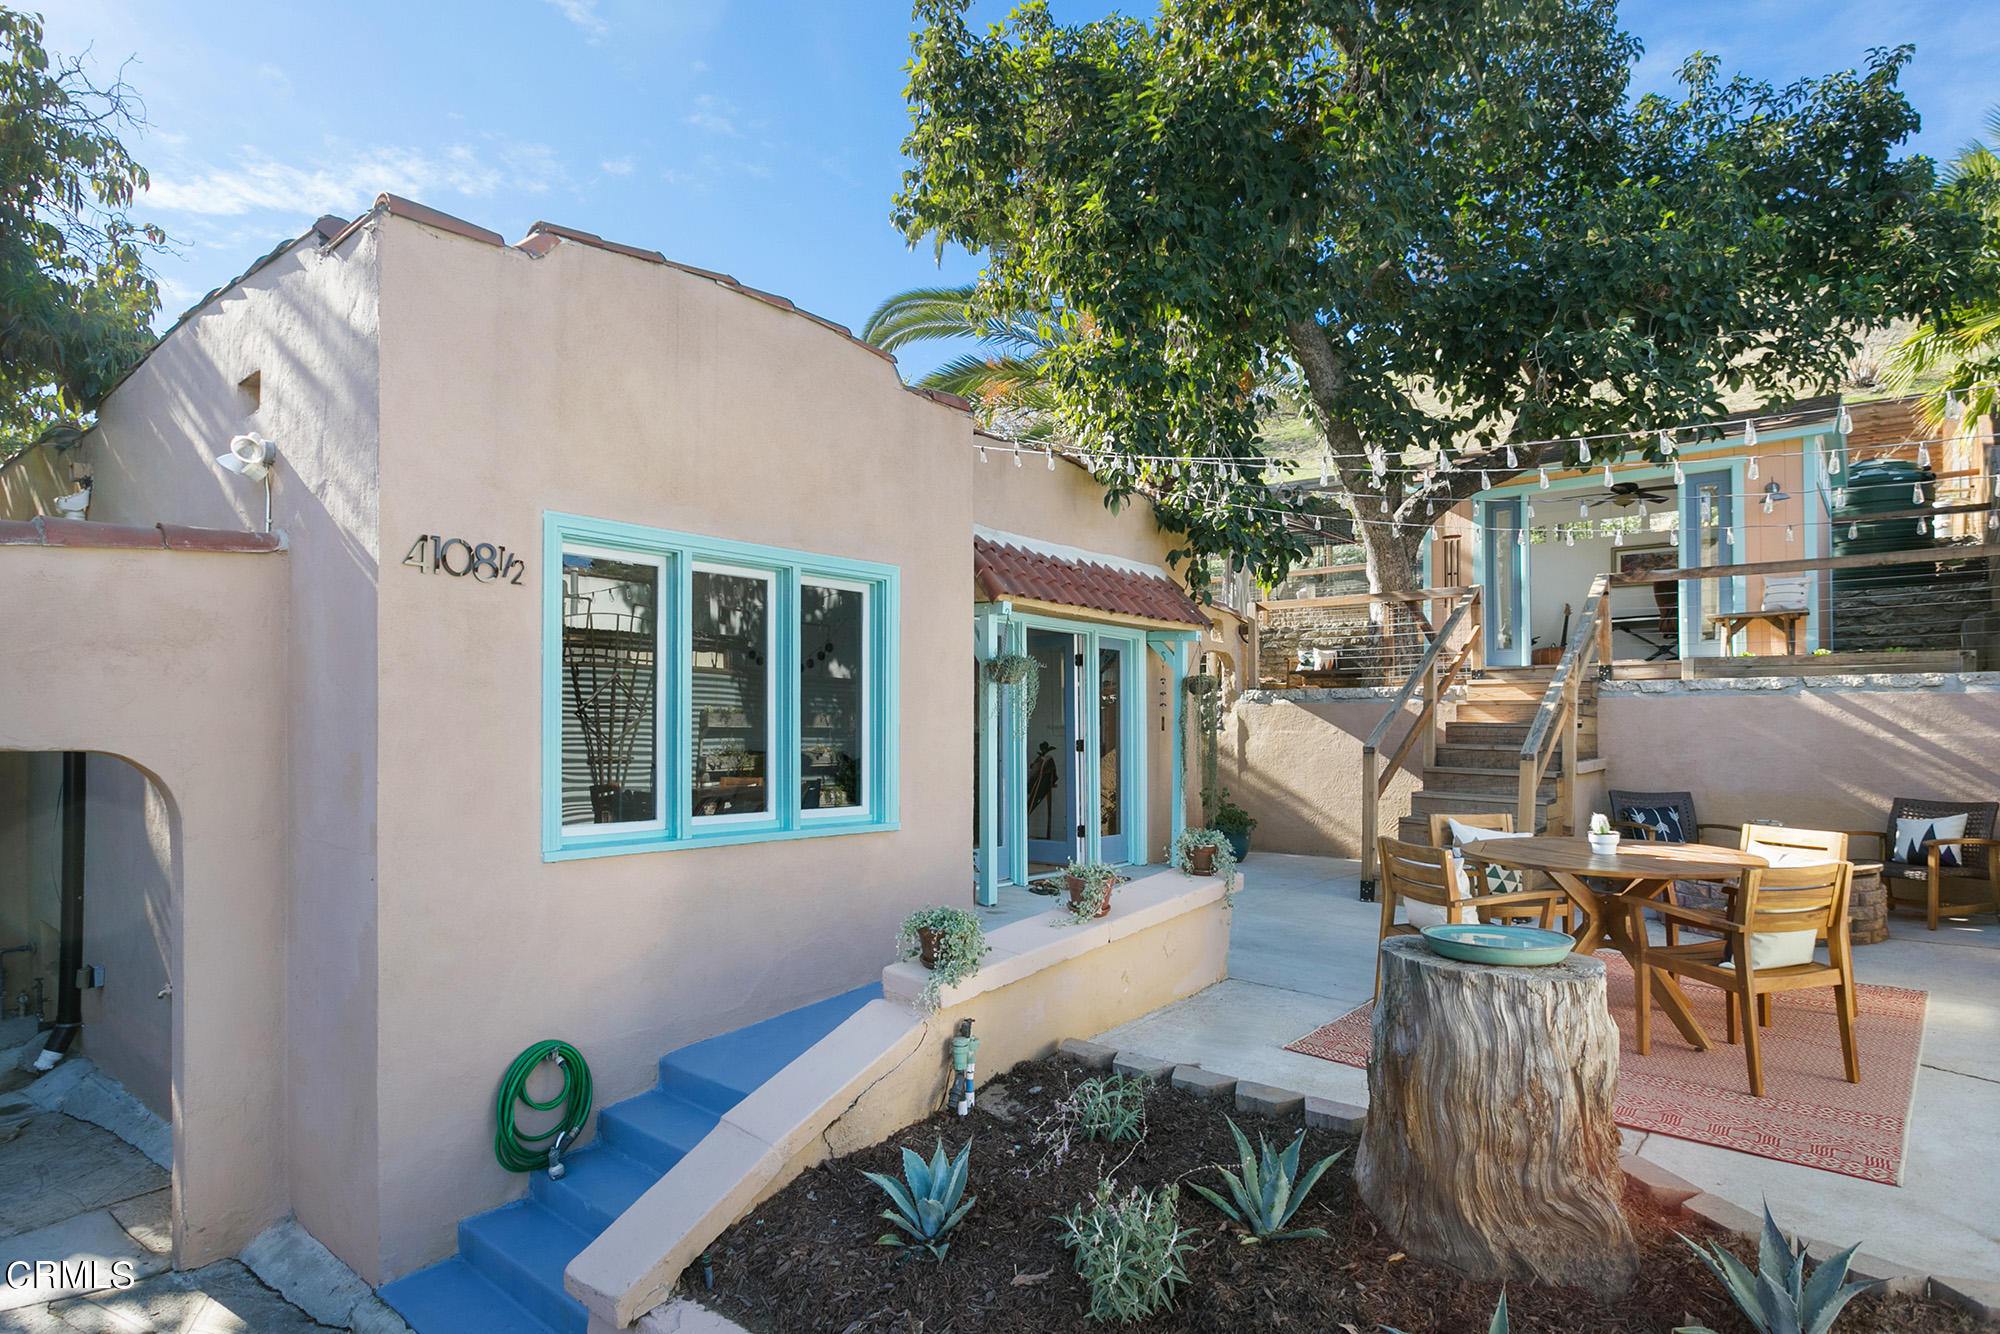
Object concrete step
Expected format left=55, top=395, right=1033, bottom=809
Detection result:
left=529, top=1143, right=660, bottom=1235
left=376, top=1258, right=551, bottom=1334
left=657, top=982, right=881, bottom=1116
left=1421, top=766, right=1558, bottom=798
left=457, top=1202, right=592, bottom=1334
left=593, top=1090, right=711, bottom=1177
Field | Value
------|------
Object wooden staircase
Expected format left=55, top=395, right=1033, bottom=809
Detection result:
left=1395, top=668, right=1581, bottom=842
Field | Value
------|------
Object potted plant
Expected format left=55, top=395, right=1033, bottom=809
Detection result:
left=1061, top=861, right=1118, bottom=921
left=1174, top=827, right=1239, bottom=893
left=1587, top=812, right=1621, bottom=856
left=1210, top=790, right=1258, bottom=863
left=896, top=906, right=990, bottom=1012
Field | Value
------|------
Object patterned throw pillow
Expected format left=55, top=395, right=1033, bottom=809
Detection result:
left=1894, top=814, right=1968, bottom=868
left=1620, top=804, right=1686, bottom=843
left=1445, top=818, right=1529, bottom=895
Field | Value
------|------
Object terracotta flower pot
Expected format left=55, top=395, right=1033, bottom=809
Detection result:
left=916, top=927, right=943, bottom=969
left=1065, top=875, right=1113, bottom=919
left=1187, top=843, right=1219, bottom=876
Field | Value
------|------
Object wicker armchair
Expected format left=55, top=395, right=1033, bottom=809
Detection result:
left=1842, top=797, right=2000, bottom=931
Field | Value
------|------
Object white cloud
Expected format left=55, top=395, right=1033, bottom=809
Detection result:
left=683, top=93, right=739, bottom=137
left=601, top=157, right=635, bottom=176
left=541, top=0, right=608, bottom=38
left=144, top=139, right=567, bottom=218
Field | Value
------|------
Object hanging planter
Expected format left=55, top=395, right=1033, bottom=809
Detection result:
left=984, top=652, right=1040, bottom=727
left=1183, top=672, right=1223, bottom=823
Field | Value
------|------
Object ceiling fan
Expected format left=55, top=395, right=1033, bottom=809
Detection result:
left=1581, top=481, right=1673, bottom=510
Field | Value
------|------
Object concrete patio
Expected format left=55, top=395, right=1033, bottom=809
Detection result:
left=1092, top=851, right=2000, bottom=1286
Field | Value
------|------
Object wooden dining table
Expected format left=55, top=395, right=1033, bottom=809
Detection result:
left=1458, top=836, right=1770, bottom=1052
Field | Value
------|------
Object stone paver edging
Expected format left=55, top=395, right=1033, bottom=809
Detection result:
left=1070, top=1039, right=2000, bottom=1325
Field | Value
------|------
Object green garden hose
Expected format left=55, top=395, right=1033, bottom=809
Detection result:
left=494, top=1040, right=593, bottom=1174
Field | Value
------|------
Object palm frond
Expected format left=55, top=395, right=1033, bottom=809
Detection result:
left=861, top=284, right=1052, bottom=355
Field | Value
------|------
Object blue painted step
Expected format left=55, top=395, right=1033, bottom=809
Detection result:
left=381, top=982, right=879, bottom=1334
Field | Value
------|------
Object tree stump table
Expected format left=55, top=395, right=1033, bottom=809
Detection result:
left=1356, top=935, right=1637, bottom=1296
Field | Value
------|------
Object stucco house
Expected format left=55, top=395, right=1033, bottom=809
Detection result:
left=0, top=193, right=1245, bottom=1308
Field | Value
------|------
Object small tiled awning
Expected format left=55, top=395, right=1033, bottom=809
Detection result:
left=974, top=531, right=1210, bottom=627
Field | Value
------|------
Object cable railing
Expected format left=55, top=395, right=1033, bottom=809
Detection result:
left=1357, top=588, right=1483, bottom=897
left=1257, top=585, right=1480, bottom=687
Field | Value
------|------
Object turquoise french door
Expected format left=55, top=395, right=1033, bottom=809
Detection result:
left=1483, top=498, right=1530, bottom=667
left=1096, top=643, right=1128, bottom=864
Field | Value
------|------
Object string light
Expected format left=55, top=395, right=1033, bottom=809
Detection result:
left=1837, top=404, right=1853, bottom=435
left=1917, top=443, right=1931, bottom=469
left=1602, top=462, right=1614, bottom=486
left=1319, top=453, right=1330, bottom=486
left=1505, top=445, right=1518, bottom=467
left=1673, top=460, right=1685, bottom=483
left=1047, top=449, right=1056, bottom=470
left=1659, top=431, right=1676, bottom=456
left=1670, top=528, right=1680, bottom=548
left=1538, top=467, right=1550, bottom=489
left=978, top=443, right=988, bottom=462
left=1785, top=524, right=1794, bottom=543
left=1744, top=419, right=1758, bottom=449
left=1721, top=527, right=1733, bottom=547
left=1480, top=470, right=1492, bottom=489
left=1578, top=439, right=1591, bottom=464
left=1516, top=526, right=1528, bottom=547
left=1564, top=527, right=1575, bottom=546
left=1918, top=518, right=1929, bottom=535
left=1945, top=391, right=1963, bottom=422
left=1849, top=522, right=1860, bottom=539
left=1013, top=444, right=1023, bottom=467
left=1578, top=500, right=1589, bottom=519
left=1989, top=512, right=1998, bottom=532
left=1748, top=456, right=1759, bottom=480
left=1913, top=483, right=1925, bottom=505
left=1613, top=528, right=1625, bottom=548
left=1834, top=487, right=1847, bottom=507
left=1525, top=501, right=1536, bottom=518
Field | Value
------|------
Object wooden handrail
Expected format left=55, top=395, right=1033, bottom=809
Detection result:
left=1608, top=543, right=1999, bottom=587
left=1359, top=588, right=1481, bottom=895
left=1517, top=574, right=1611, bottom=833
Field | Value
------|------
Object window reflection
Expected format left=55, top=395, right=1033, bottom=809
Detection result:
left=560, top=550, right=660, bottom=827
left=801, top=582, right=867, bottom=813
left=691, top=568, right=771, bottom=820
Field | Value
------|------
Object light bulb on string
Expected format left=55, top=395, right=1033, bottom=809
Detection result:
left=1917, top=443, right=1930, bottom=469
left=1380, top=497, right=1390, bottom=514
left=1578, top=500, right=1589, bottom=519
left=1761, top=492, right=1774, bottom=515
left=1013, top=445, right=1023, bottom=467
left=1918, top=518, right=1929, bottom=535
left=1670, top=528, right=1680, bottom=548
left=1989, top=511, right=1998, bottom=532
left=1748, top=456, right=1759, bottom=480
left=1837, top=405, right=1852, bottom=435
left=1525, top=501, right=1536, bottom=518
left=1427, top=499, right=1435, bottom=516
left=1827, top=452, right=1841, bottom=476
left=1480, top=470, right=1491, bottom=489
left=1659, top=431, right=1676, bottom=456
left=1319, top=453, right=1330, bottom=486
left=1505, top=445, right=1518, bottom=467
left=1848, top=522, right=1859, bottom=540
left=1613, top=528, right=1625, bottom=548
left=1945, top=391, right=1963, bottom=422
left=1785, top=524, right=1795, bottom=543
left=1564, top=526, right=1575, bottom=547
left=1046, top=450, right=1055, bottom=470
left=1673, top=460, right=1684, bottom=484
left=1913, top=483, right=1925, bottom=505
left=1578, top=439, right=1591, bottom=464
left=977, top=443, right=988, bottom=462
left=1516, top=526, right=1527, bottom=547
left=1602, top=462, right=1613, bottom=486
left=1538, top=466, right=1550, bottom=489
left=1834, top=486, right=1847, bottom=507
left=1744, top=419, right=1757, bottom=449
left=1721, top=527, right=1732, bottom=547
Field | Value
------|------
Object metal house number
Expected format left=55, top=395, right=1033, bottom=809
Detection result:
left=403, top=534, right=526, bottom=585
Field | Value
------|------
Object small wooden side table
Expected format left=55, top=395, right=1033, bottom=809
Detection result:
left=1706, top=608, right=1810, bottom=655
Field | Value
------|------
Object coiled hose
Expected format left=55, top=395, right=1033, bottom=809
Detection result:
left=494, top=1040, right=592, bottom=1173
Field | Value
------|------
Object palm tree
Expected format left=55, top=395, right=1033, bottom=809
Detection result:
left=861, top=284, right=1060, bottom=437
left=1887, top=106, right=2000, bottom=426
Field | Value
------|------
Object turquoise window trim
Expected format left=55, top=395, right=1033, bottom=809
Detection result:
left=1149, top=631, right=1197, bottom=855
left=542, top=511, right=900, bottom=861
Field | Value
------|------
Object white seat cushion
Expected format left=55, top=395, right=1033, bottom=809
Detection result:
left=1724, top=839, right=1833, bottom=969
left=1445, top=819, right=1534, bottom=897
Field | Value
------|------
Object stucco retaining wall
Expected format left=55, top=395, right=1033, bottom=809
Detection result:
left=1597, top=672, right=2000, bottom=831
left=1217, top=690, right=1425, bottom=857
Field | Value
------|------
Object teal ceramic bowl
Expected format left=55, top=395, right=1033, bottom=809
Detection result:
left=1420, top=923, right=1576, bottom=966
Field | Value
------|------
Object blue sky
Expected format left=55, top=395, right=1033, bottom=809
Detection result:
left=42, top=0, right=2000, bottom=381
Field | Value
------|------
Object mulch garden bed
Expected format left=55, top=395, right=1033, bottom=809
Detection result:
left=694, top=1055, right=1978, bottom=1332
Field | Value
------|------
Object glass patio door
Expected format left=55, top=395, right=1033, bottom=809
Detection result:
left=1680, top=470, right=1739, bottom=656
left=1097, top=643, right=1127, bottom=864
left=1024, top=629, right=1081, bottom=866
left=1482, top=498, right=1530, bottom=667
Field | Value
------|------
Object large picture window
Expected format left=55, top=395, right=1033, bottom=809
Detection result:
left=543, top=514, right=898, bottom=859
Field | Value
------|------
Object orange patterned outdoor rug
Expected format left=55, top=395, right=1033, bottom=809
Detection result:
left=1284, top=951, right=1927, bottom=1185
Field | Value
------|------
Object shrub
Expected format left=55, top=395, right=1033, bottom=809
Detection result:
left=1673, top=1203, right=1874, bottom=1334
left=1073, top=1073, right=1150, bottom=1143
left=1057, top=1180, right=1194, bottom=1322
left=1188, top=1117, right=1344, bottom=1243
left=862, top=1139, right=975, bottom=1261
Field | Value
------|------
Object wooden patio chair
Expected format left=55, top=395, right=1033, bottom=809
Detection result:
left=1628, top=860, right=1857, bottom=1098
left=1733, top=826, right=1850, bottom=1023
left=1841, top=797, right=2000, bottom=931
left=1426, top=812, right=1574, bottom=931
left=1374, top=836, right=1569, bottom=995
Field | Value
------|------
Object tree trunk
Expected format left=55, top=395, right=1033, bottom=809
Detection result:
left=1358, top=524, right=1429, bottom=681
left=1356, top=936, right=1637, bottom=1297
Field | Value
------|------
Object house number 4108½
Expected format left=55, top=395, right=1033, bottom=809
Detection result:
left=403, top=535, right=526, bottom=585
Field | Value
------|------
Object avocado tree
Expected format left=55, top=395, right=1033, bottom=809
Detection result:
left=894, top=0, right=1981, bottom=595
left=1, top=8, right=162, bottom=451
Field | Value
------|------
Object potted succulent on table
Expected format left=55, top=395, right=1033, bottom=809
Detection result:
left=1586, top=812, right=1621, bottom=856
left=1061, top=861, right=1119, bottom=921
left=896, top=906, right=990, bottom=1012
left=1210, top=790, right=1258, bottom=863
left=1174, top=827, right=1239, bottom=892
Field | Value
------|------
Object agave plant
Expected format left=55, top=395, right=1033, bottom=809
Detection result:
left=1188, top=1118, right=1344, bottom=1243
left=861, top=1139, right=975, bottom=1260
left=1672, top=1203, right=1875, bottom=1334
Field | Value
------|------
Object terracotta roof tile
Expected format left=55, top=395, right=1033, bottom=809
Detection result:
left=974, top=535, right=1208, bottom=627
